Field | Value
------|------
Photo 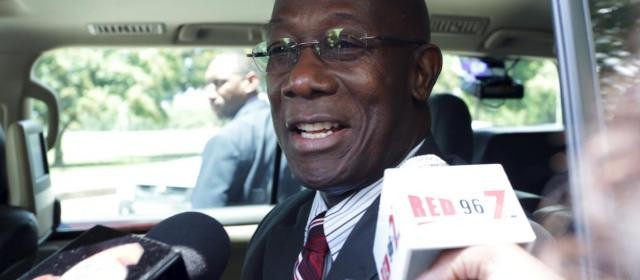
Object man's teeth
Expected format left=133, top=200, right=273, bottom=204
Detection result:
left=296, top=122, right=340, bottom=139
left=296, top=122, right=339, bottom=132
left=301, top=130, right=334, bottom=139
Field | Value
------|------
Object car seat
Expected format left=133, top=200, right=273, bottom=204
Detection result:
left=0, top=127, right=39, bottom=274
left=429, top=93, right=473, bottom=162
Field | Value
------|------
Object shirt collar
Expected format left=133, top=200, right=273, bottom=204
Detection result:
left=305, top=140, right=426, bottom=260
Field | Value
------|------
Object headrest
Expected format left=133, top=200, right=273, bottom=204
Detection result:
left=429, top=94, right=473, bottom=162
left=6, top=120, right=55, bottom=242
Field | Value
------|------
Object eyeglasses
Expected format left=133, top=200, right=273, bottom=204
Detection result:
left=246, top=28, right=426, bottom=74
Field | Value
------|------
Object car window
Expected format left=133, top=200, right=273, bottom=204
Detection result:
left=29, top=48, right=562, bottom=224
left=590, top=0, right=640, bottom=120
left=434, top=54, right=562, bottom=129
left=581, top=0, right=640, bottom=276
left=29, top=47, right=299, bottom=224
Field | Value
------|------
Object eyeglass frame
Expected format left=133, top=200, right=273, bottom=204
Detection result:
left=246, top=29, right=427, bottom=73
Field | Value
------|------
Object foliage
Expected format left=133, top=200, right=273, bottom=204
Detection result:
left=32, top=48, right=219, bottom=165
left=589, top=0, right=640, bottom=119
left=33, top=48, right=218, bottom=130
left=32, top=47, right=561, bottom=165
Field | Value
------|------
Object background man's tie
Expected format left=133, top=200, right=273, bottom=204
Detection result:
left=293, top=211, right=329, bottom=280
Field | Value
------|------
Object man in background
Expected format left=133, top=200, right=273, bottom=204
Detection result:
left=191, top=52, right=299, bottom=208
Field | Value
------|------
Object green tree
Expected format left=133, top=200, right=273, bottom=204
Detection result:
left=589, top=0, right=640, bottom=119
left=32, top=48, right=217, bottom=166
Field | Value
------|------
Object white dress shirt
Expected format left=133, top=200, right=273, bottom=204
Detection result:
left=303, top=141, right=427, bottom=262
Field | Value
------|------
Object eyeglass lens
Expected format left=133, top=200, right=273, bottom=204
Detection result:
left=250, top=28, right=370, bottom=73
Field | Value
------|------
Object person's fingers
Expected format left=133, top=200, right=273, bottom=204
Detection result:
left=417, top=246, right=487, bottom=280
left=415, top=248, right=460, bottom=280
left=33, top=275, right=61, bottom=280
left=416, top=245, right=564, bottom=280
left=108, top=243, right=145, bottom=266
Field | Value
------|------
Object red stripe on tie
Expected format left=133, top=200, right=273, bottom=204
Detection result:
left=293, top=212, right=329, bottom=280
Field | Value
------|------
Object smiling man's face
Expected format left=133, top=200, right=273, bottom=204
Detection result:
left=267, top=0, right=441, bottom=193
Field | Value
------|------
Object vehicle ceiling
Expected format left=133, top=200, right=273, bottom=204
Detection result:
left=0, top=0, right=554, bottom=56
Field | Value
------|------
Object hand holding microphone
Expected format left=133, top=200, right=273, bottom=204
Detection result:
left=23, top=212, right=230, bottom=280
left=33, top=243, right=144, bottom=280
left=416, top=244, right=564, bottom=280
left=374, top=158, right=540, bottom=279
left=388, top=155, right=562, bottom=280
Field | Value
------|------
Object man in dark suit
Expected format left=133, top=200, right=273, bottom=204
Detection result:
left=191, top=52, right=300, bottom=208
left=241, top=0, right=546, bottom=279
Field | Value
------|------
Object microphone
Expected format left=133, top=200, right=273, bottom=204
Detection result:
left=19, top=212, right=230, bottom=280
left=374, top=157, right=536, bottom=280
left=146, top=212, right=230, bottom=280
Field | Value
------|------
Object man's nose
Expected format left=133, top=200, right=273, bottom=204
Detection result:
left=206, top=84, right=219, bottom=97
left=280, top=48, right=337, bottom=99
left=211, top=96, right=224, bottom=106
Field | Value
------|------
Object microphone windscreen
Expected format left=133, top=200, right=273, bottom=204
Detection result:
left=146, top=212, right=230, bottom=280
left=400, top=154, right=449, bottom=168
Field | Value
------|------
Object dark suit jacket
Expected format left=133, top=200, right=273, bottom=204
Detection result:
left=192, top=98, right=301, bottom=208
left=241, top=137, right=455, bottom=280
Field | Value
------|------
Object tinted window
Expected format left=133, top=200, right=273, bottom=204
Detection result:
left=31, top=48, right=298, bottom=223
left=586, top=0, right=640, bottom=277
left=434, top=54, right=561, bottom=129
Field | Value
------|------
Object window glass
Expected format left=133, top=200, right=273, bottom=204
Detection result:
left=586, top=0, right=640, bottom=276
left=590, top=0, right=640, bottom=121
left=31, top=48, right=297, bottom=223
left=30, top=48, right=561, bottom=223
left=434, top=54, right=562, bottom=129
left=29, top=98, right=49, bottom=133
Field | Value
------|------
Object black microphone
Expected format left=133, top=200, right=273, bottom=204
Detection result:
left=18, top=212, right=230, bottom=280
left=146, top=212, right=230, bottom=280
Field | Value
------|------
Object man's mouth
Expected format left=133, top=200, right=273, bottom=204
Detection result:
left=294, top=122, right=343, bottom=139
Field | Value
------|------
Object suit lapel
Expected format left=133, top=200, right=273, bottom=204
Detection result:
left=416, top=134, right=444, bottom=157
left=417, top=134, right=466, bottom=165
left=326, top=197, right=381, bottom=280
left=324, top=136, right=450, bottom=280
left=262, top=192, right=313, bottom=279
left=257, top=136, right=451, bottom=279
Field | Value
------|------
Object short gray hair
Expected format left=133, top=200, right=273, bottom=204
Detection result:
left=205, top=51, right=254, bottom=81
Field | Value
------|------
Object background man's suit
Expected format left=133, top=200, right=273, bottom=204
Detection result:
left=192, top=97, right=300, bottom=208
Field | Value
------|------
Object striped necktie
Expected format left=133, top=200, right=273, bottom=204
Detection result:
left=293, top=211, right=328, bottom=280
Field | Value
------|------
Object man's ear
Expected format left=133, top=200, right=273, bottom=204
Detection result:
left=242, top=71, right=260, bottom=93
left=412, top=44, right=443, bottom=102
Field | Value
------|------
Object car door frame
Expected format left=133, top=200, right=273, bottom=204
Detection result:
left=552, top=0, right=606, bottom=279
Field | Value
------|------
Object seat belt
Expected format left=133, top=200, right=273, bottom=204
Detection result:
left=270, top=144, right=282, bottom=205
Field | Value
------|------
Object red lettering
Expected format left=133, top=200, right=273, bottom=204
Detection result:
left=484, top=190, right=505, bottom=219
left=439, top=199, right=456, bottom=216
left=426, top=197, right=440, bottom=216
left=408, top=195, right=426, bottom=217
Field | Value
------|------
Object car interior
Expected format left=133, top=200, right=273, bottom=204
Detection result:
left=0, top=0, right=575, bottom=279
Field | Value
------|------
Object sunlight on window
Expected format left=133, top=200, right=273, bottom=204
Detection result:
left=31, top=48, right=242, bottom=222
